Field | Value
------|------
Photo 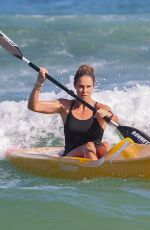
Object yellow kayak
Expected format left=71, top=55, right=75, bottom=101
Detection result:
left=6, top=138, right=150, bottom=180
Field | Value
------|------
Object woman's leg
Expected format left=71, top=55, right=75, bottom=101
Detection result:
left=96, top=141, right=110, bottom=159
left=66, top=142, right=98, bottom=160
left=66, top=141, right=110, bottom=160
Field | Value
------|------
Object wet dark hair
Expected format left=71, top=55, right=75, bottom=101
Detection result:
left=74, top=64, right=95, bottom=86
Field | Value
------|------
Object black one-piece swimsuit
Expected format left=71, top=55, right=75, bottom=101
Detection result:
left=63, top=100, right=104, bottom=156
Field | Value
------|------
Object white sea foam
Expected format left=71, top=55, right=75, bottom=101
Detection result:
left=0, top=84, right=150, bottom=158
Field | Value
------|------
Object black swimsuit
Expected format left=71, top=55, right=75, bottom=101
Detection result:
left=63, top=100, right=104, bottom=156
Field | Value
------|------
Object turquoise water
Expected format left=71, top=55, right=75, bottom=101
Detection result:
left=0, top=161, right=150, bottom=230
left=0, top=1, right=150, bottom=229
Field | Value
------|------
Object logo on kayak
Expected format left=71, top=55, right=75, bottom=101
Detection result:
left=131, top=131, right=150, bottom=144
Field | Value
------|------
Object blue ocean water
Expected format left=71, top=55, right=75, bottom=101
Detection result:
left=0, top=1, right=150, bottom=229
left=1, top=0, right=150, bottom=15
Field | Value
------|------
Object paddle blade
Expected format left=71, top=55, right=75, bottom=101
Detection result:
left=117, top=125, right=150, bottom=144
left=0, top=31, right=23, bottom=59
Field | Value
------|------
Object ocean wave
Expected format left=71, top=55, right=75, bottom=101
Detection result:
left=0, top=84, right=150, bottom=158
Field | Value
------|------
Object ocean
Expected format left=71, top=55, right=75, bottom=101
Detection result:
left=0, top=0, right=150, bottom=229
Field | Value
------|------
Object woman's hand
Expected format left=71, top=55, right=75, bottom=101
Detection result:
left=95, top=108, right=113, bottom=120
left=36, top=67, right=48, bottom=84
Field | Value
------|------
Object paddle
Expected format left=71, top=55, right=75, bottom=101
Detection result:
left=0, top=31, right=150, bottom=144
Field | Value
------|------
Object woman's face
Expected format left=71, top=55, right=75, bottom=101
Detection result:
left=74, top=75, right=94, bottom=100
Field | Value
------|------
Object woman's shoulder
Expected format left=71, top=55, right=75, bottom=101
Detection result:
left=58, top=99, right=74, bottom=110
left=95, top=101, right=111, bottom=111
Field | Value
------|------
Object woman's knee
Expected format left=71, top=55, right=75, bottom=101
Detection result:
left=83, top=142, right=97, bottom=160
left=84, top=142, right=95, bottom=151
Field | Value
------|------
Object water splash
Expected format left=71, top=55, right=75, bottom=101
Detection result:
left=0, top=83, right=150, bottom=158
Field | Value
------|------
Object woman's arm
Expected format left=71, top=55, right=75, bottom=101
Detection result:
left=28, top=67, right=62, bottom=114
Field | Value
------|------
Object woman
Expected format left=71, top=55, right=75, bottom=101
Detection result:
left=28, top=65, right=119, bottom=160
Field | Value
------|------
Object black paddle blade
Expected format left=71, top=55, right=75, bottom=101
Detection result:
left=0, top=31, right=23, bottom=59
left=117, top=125, right=150, bottom=144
